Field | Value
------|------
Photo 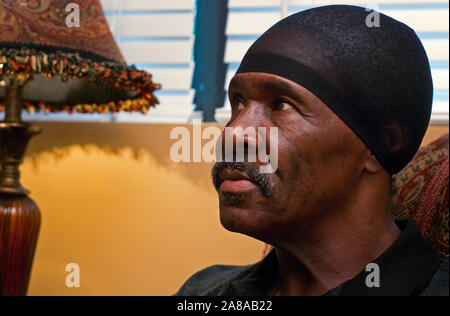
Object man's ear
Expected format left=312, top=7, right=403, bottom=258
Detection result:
left=363, top=120, right=406, bottom=174
left=363, top=150, right=384, bottom=174
left=381, top=120, right=406, bottom=154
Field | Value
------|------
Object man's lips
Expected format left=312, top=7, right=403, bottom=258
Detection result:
left=219, top=169, right=259, bottom=194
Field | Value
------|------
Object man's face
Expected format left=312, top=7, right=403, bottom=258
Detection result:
left=212, top=72, right=369, bottom=244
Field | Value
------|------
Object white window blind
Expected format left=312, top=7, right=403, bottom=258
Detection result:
left=104, top=0, right=196, bottom=123
left=218, top=0, right=449, bottom=125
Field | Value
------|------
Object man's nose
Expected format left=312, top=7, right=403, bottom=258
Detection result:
left=222, top=103, right=271, bottom=163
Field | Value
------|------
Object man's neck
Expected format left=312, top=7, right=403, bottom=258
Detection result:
left=268, top=182, right=401, bottom=296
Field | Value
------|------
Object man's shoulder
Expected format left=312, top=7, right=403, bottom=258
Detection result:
left=175, top=263, right=254, bottom=296
left=419, top=258, right=449, bottom=296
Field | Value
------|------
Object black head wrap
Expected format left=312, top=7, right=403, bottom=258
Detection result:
left=236, top=5, right=433, bottom=174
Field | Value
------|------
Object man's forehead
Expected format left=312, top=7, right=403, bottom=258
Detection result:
left=229, top=72, right=307, bottom=97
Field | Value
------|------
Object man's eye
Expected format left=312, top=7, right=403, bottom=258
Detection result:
left=232, top=100, right=245, bottom=111
left=274, top=102, right=293, bottom=111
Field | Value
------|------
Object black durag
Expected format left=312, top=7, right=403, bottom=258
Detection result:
left=236, top=5, right=433, bottom=174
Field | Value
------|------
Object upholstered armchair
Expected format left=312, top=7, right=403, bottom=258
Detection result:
left=392, top=133, right=449, bottom=258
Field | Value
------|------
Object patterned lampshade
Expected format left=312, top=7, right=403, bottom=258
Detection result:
left=0, top=0, right=161, bottom=114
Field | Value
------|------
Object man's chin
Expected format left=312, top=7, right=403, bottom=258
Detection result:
left=218, top=193, right=249, bottom=233
left=218, top=192, right=247, bottom=207
left=219, top=206, right=254, bottom=235
left=218, top=196, right=273, bottom=239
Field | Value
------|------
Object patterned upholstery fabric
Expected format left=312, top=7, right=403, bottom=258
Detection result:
left=392, top=134, right=449, bottom=258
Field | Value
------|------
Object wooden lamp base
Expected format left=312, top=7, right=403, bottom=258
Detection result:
left=0, top=76, right=41, bottom=296
left=0, top=194, right=40, bottom=296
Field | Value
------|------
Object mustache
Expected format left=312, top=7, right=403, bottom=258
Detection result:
left=211, top=162, right=274, bottom=198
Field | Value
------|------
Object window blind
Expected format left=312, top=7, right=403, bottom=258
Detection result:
left=104, top=0, right=196, bottom=123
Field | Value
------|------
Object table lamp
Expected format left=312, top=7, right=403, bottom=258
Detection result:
left=0, top=0, right=160, bottom=296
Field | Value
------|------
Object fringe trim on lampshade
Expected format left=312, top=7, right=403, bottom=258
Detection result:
left=0, top=47, right=161, bottom=114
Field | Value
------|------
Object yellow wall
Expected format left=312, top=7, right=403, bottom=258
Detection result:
left=23, top=122, right=448, bottom=296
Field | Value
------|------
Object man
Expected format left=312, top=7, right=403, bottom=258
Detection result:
left=176, top=5, right=448, bottom=296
